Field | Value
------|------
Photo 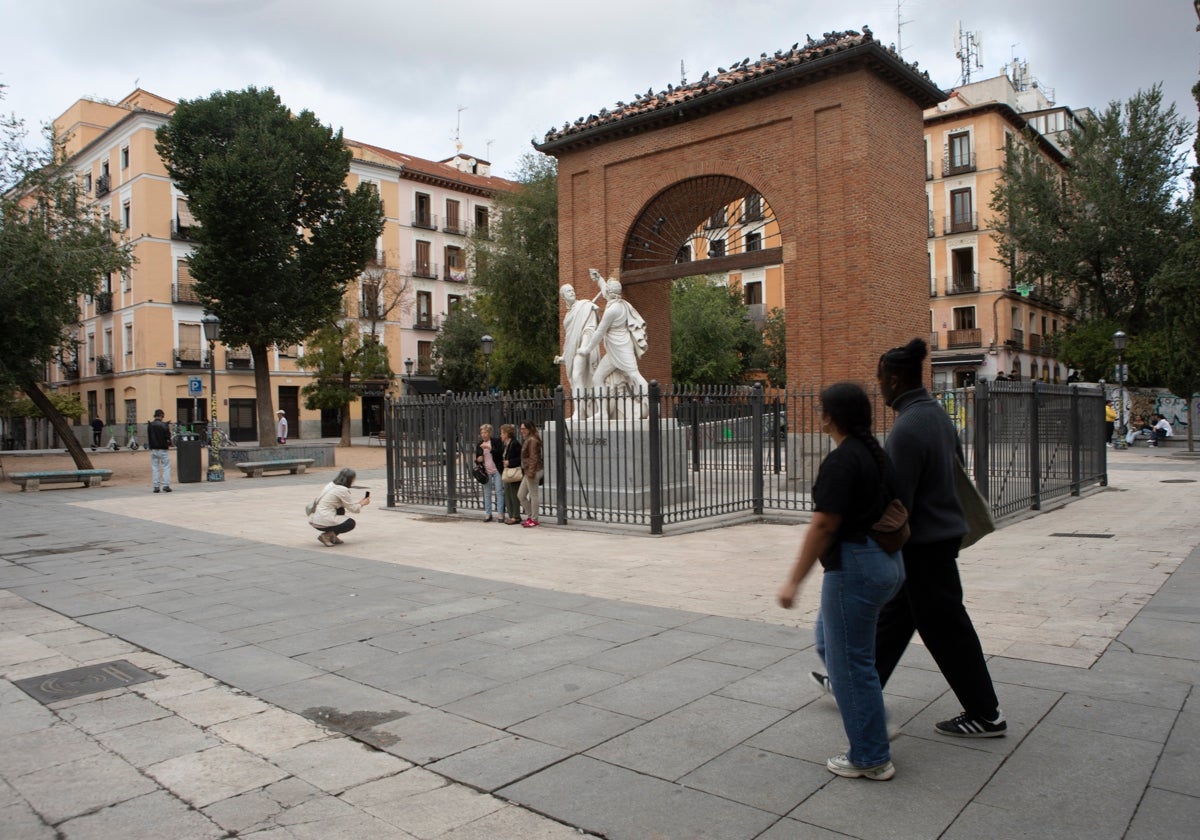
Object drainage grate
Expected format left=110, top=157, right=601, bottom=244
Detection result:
left=13, top=660, right=161, bottom=705
left=1049, top=533, right=1114, bottom=539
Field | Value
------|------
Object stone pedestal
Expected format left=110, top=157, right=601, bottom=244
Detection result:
left=543, top=420, right=694, bottom=512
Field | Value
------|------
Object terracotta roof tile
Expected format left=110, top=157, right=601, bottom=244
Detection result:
left=538, top=27, right=938, bottom=149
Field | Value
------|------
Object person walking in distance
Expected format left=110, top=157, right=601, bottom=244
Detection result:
left=90, top=416, right=104, bottom=449
left=275, top=409, right=288, bottom=444
left=147, top=409, right=173, bottom=493
left=863, top=338, right=1005, bottom=737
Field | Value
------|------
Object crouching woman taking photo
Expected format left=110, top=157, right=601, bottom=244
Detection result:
left=308, top=468, right=370, bottom=546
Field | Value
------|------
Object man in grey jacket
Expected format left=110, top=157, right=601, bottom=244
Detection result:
left=873, top=337, right=1005, bottom=737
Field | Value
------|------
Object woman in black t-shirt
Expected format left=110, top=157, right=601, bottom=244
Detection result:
left=777, top=382, right=906, bottom=781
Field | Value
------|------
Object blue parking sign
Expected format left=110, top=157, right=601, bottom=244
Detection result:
left=188, top=376, right=203, bottom=396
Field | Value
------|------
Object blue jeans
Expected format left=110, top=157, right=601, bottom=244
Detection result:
left=483, top=471, right=502, bottom=516
left=150, top=449, right=171, bottom=489
left=816, top=538, right=905, bottom=767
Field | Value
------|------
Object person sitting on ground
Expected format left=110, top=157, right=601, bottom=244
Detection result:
left=308, top=467, right=369, bottom=546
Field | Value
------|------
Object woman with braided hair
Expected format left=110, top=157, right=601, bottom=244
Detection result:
left=778, top=382, right=905, bottom=781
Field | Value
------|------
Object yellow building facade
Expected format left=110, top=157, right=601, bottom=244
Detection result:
left=43, top=90, right=512, bottom=445
left=924, top=72, right=1081, bottom=388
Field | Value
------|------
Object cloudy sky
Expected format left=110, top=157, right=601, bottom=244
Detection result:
left=2, top=0, right=1196, bottom=177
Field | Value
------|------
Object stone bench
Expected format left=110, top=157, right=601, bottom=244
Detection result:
left=9, top=469, right=113, bottom=492
left=234, top=459, right=314, bottom=478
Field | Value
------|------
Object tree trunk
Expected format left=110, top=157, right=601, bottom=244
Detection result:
left=20, top=375, right=94, bottom=469
left=340, top=370, right=353, bottom=447
left=251, top=343, right=275, bottom=445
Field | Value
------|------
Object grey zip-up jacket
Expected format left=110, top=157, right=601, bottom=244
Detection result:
left=884, top=387, right=968, bottom=546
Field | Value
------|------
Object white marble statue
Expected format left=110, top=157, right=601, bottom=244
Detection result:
left=576, top=269, right=650, bottom=419
left=554, top=283, right=600, bottom=411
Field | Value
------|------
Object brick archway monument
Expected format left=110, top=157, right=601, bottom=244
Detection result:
left=535, top=29, right=945, bottom=389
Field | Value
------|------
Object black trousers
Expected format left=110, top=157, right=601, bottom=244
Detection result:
left=874, top=537, right=1000, bottom=719
left=313, top=518, right=356, bottom=535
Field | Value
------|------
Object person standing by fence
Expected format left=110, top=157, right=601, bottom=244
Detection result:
left=500, top=424, right=523, bottom=525
left=476, top=424, right=503, bottom=522
left=518, top=420, right=544, bottom=527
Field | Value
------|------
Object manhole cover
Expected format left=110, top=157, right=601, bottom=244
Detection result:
left=13, top=660, right=160, bottom=704
left=1049, top=533, right=1114, bottom=539
left=1161, top=479, right=1197, bottom=484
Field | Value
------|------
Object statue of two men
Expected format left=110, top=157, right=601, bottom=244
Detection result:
left=558, top=268, right=649, bottom=419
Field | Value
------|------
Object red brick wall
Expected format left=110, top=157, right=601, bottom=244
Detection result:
left=553, top=68, right=930, bottom=390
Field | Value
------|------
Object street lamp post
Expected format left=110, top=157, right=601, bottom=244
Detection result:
left=1113, top=330, right=1127, bottom=450
left=403, top=357, right=414, bottom=397
left=480, top=334, right=494, bottom=392
left=202, top=314, right=224, bottom=481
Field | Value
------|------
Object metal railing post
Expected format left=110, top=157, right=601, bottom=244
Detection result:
left=973, top=380, right=990, bottom=502
left=444, top=390, right=457, bottom=514
left=1069, top=385, right=1081, bottom=496
left=555, top=386, right=568, bottom=525
left=1029, top=381, right=1041, bottom=511
left=648, top=381, right=663, bottom=535
left=751, top=382, right=764, bottom=516
left=385, top=396, right=396, bottom=507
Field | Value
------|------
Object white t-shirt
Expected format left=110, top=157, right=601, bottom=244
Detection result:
left=276, top=415, right=288, bottom=439
left=1153, top=418, right=1172, bottom=437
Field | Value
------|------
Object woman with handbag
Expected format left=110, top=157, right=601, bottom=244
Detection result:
left=499, top=424, right=524, bottom=525
left=307, top=468, right=370, bottom=546
left=517, top=420, right=544, bottom=528
left=777, top=382, right=905, bottom=781
left=475, top=424, right=504, bottom=522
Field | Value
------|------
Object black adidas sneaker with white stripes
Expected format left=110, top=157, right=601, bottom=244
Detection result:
left=935, top=711, right=1007, bottom=738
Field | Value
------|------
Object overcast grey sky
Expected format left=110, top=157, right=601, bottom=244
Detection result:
left=1, top=0, right=1196, bottom=177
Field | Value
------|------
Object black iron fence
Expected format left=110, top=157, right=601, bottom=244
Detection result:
left=385, top=381, right=1107, bottom=534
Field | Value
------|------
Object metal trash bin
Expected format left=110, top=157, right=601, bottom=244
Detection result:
left=176, top=433, right=202, bottom=483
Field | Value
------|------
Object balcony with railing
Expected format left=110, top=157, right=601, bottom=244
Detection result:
left=412, top=211, right=438, bottom=231
left=171, top=218, right=198, bottom=240
left=413, top=314, right=440, bottom=332
left=1029, top=333, right=1043, bottom=354
left=175, top=348, right=204, bottom=369
left=410, top=261, right=439, bottom=280
left=928, top=331, right=940, bottom=350
left=61, top=361, right=79, bottom=380
left=945, top=272, right=979, bottom=295
left=174, top=282, right=203, bottom=305
left=927, top=212, right=936, bottom=237
left=926, top=160, right=934, bottom=180
left=96, top=354, right=113, bottom=374
left=226, top=347, right=252, bottom=370
left=95, top=173, right=111, bottom=197
left=360, top=298, right=381, bottom=320
left=96, top=292, right=113, bottom=314
left=445, top=268, right=468, bottom=283
left=942, top=149, right=976, bottom=176
left=945, top=213, right=978, bottom=234
left=443, top=217, right=468, bottom=235
left=745, top=303, right=766, bottom=329
left=946, top=328, right=982, bottom=348
left=1008, top=328, right=1025, bottom=350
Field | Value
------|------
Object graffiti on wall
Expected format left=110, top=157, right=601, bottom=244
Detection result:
left=1155, top=393, right=1197, bottom=434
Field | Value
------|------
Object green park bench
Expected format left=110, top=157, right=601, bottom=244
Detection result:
left=9, top=469, right=113, bottom=491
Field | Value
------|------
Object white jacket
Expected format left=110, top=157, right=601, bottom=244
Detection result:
left=308, top=482, right=362, bottom=528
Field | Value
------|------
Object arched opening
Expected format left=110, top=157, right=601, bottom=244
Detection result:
left=620, top=175, right=782, bottom=285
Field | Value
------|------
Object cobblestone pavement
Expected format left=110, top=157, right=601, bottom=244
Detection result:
left=1, top=446, right=1197, bottom=838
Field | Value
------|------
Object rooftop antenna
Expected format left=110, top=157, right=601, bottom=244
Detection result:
left=485, top=139, right=495, bottom=160
left=954, top=21, right=983, bottom=85
left=452, top=105, right=467, bottom=153
left=680, top=60, right=687, bottom=86
left=896, top=1, right=913, bottom=57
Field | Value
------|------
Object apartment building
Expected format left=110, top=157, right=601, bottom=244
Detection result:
left=924, top=67, right=1085, bottom=388
left=43, top=89, right=513, bottom=443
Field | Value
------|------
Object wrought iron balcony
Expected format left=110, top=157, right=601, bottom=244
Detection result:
left=928, top=212, right=936, bottom=237
left=95, top=174, right=111, bottom=197
left=945, top=213, right=978, bottom=234
left=1008, top=328, right=1025, bottom=349
left=226, top=348, right=252, bottom=370
left=945, top=273, right=980, bottom=295
left=410, top=261, right=439, bottom=280
left=411, top=211, right=438, bottom=231
left=1029, top=333, right=1043, bottom=354
left=96, top=354, right=113, bottom=374
left=443, top=219, right=468, bottom=235
left=942, top=149, right=976, bottom=176
left=175, top=348, right=204, bottom=369
left=928, top=331, right=940, bottom=350
left=61, top=361, right=79, bottom=380
left=96, top=292, right=113, bottom=314
left=174, top=283, right=203, bottom=305
left=171, top=218, right=198, bottom=240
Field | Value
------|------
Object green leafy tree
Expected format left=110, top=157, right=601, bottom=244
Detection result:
left=670, top=275, right=763, bottom=386
left=991, top=85, right=1191, bottom=373
left=156, top=87, right=384, bottom=444
left=762, top=306, right=788, bottom=387
left=469, top=153, right=557, bottom=389
left=432, top=301, right=488, bottom=393
left=297, top=322, right=392, bottom=446
left=1, top=89, right=131, bottom=467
